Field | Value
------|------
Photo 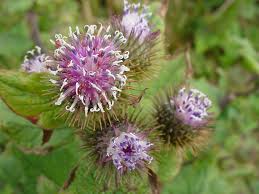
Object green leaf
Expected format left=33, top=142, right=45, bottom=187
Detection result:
left=0, top=70, right=64, bottom=129
left=157, top=149, right=183, bottom=184
left=0, top=71, right=53, bottom=116
left=36, top=176, right=59, bottom=194
left=0, top=153, right=24, bottom=187
left=231, top=36, right=259, bottom=74
left=2, top=0, right=34, bottom=14
left=0, top=99, right=42, bottom=147
left=163, top=153, right=234, bottom=194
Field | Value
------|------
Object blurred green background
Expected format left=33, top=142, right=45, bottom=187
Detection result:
left=0, top=0, right=259, bottom=193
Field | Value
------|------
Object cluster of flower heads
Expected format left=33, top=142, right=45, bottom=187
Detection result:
left=19, top=0, right=213, bottom=180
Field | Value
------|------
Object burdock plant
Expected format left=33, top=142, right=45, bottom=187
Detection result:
left=0, top=0, right=216, bottom=193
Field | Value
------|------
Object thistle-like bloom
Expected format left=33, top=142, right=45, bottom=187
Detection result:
left=79, top=110, right=156, bottom=185
left=48, top=25, right=130, bottom=117
left=107, top=132, right=153, bottom=172
left=111, top=0, right=161, bottom=81
left=21, top=46, right=50, bottom=73
left=172, top=87, right=212, bottom=127
left=153, top=87, right=213, bottom=154
left=122, top=0, right=152, bottom=42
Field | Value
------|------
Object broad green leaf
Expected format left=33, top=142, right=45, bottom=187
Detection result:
left=0, top=153, right=24, bottom=187
left=0, top=99, right=42, bottom=147
left=0, top=70, right=65, bottom=129
left=163, top=152, right=234, bottom=194
left=157, top=149, right=183, bottom=184
left=0, top=71, right=53, bottom=116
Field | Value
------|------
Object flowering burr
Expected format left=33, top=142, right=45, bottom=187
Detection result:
left=79, top=110, right=157, bottom=185
left=48, top=24, right=130, bottom=117
left=110, top=0, right=161, bottom=82
left=122, top=0, right=152, bottom=42
left=21, top=46, right=50, bottom=73
left=153, top=87, right=213, bottom=154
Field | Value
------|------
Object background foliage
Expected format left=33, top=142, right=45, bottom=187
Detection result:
left=0, top=0, right=258, bottom=193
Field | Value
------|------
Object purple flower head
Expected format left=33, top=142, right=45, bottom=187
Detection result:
left=21, top=46, right=50, bottom=73
left=122, top=0, right=152, bottom=42
left=49, top=25, right=130, bottom=117
left=171, top=87, right=212, bottom=127
left=107, top=132, right=153, bottom=172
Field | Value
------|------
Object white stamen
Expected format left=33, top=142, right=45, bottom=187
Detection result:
left=49, top=69, right=59, bottom=75
left=79, top=95, right=85, bottom=105
left=116, top=74, right=127, bottom=86
left=85, top=106, right=89, bottom=117
left=113, top=60, right=123, bottom=66
left=97, top=102, right=105, bottom=112
left=66, top=97, right=79, bottom=112
left=104, top=34, right=112, bottom=40
left=90, top=105, right=100, bottom=112
left=90, top=83, right=102, bottom=92
left=35, top=46, right=41, bottom=53
left=55, top=92, right=66, bottom=105
left=101, top=92, right=109, bottom=102
left=99, top=46, right=110, bottom=52
left=119, top=65, right=130, bottom=74
left=76, top=82, right=80, bottom=95
left=50, top=39, right=56, bottom=45
left=60, top=78, right=68, bottom=91
left=68, top=26, right=73, bottom=37
left=106, top=25, right=111, bottom=33
left=107, top=100, right=114, bottom=110
left=106, top=70, right=116, bottom=79
left=76, top=26, right=80, bottom=35
left=111, top=86, right=122, bottom=92
left=97, top=23, right=103, bottom=36
left=49, top=79, right=58, bottom=84
left=123, top=51, right=129, bottom=59
left=27, top=50, right=35, bottom=55
left=68, top=60, right=74, bottom=67
left=88, top=71, right=96, bottom=76
left=112, top=91, right=118, bottom=100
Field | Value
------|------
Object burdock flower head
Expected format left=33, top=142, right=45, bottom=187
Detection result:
left=122, top=0, right=152, bottom=42
left=107, top=131, right=153, bottom=172
left=173, top=87, right=212, bottom=127
left=48, top=24, right=130, bottom=123
left=111, top=0, right=161, bottom=81
left=79, top=110, right=156, bottom=186
left=153, top=87, right=213, bottom=154
left=21, top=46, right=50, bottom=73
